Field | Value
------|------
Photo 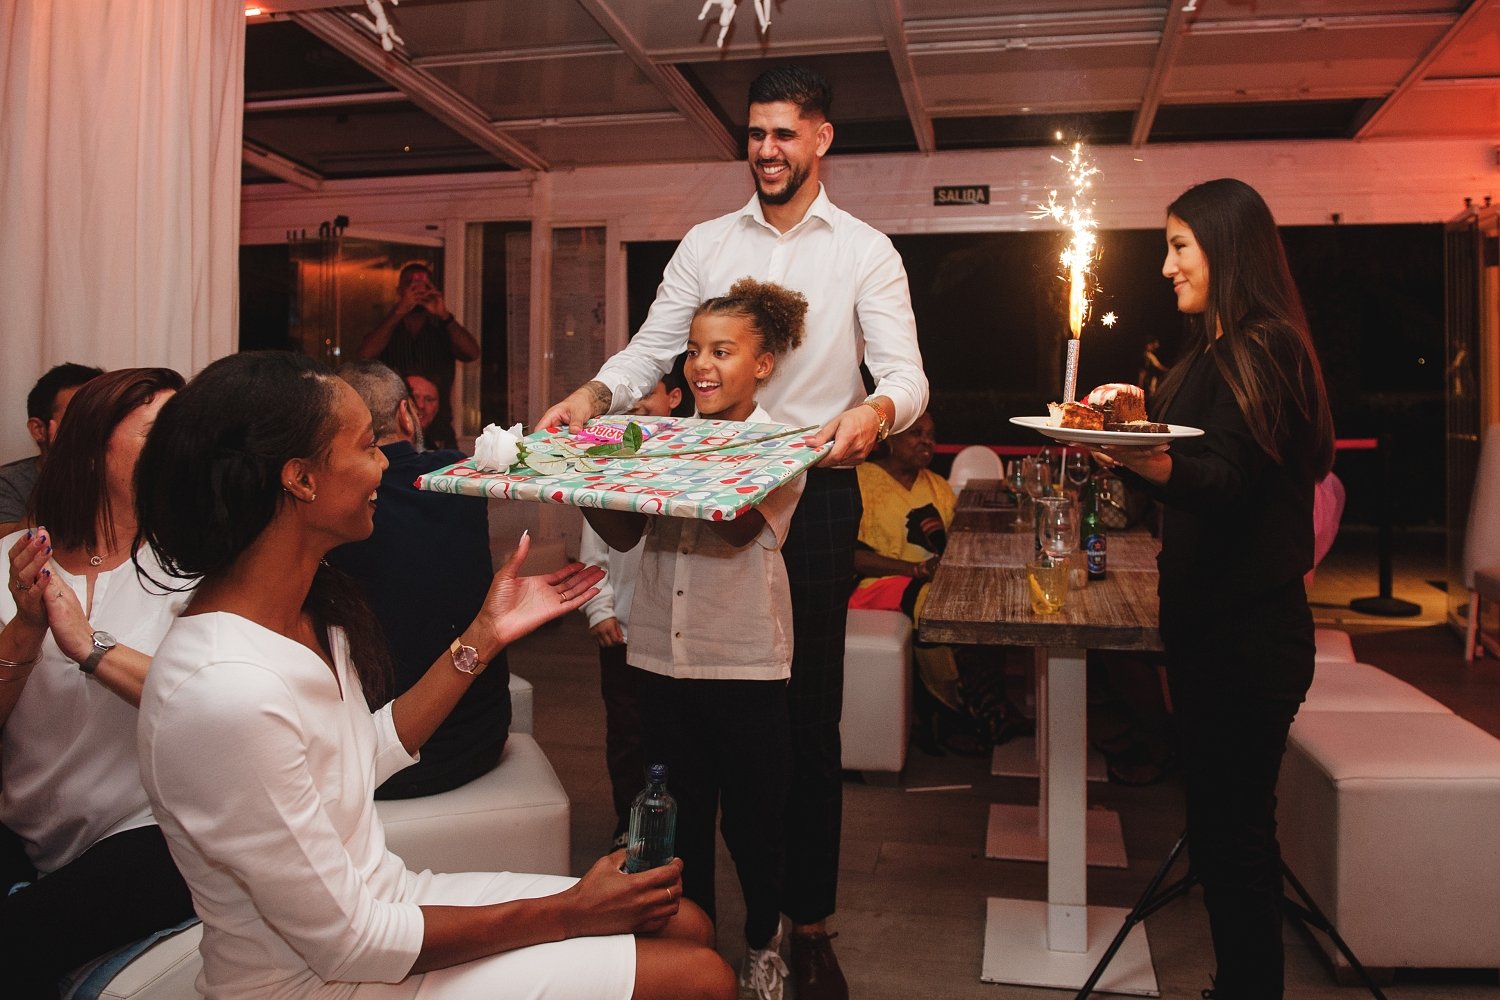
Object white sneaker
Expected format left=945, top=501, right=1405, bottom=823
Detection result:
left=738, top=927, right=790, bottom=1000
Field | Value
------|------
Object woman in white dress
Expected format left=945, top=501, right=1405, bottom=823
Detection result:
left=0, top=367, right=194, bottom=997
left=130, top=351, right=734, bottom=1000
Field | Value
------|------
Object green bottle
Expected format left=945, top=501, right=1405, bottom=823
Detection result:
left=1082, top=478, right=1106, bottom=581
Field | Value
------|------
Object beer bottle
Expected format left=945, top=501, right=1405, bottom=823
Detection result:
left=1083, top=477, right=1106, bottom=581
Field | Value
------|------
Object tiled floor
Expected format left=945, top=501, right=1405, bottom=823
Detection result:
left=506, top=524, right=1500, bottom=999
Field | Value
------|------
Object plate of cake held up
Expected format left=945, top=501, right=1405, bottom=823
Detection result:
left=1010, top=383, right=1204, bottom=446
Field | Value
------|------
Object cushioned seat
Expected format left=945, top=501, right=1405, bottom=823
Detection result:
left=92, top=924, right=202, bottom=1000
left=378, top=733, right=571, bottom=876
left=1278, top=710, right=1500, bottom=972
left=99, top=731, right=572, bottom=999
left=509, top=671, right=534, bottom=734
left=1300, top=660, right=1451, bottom=715
left=1313, top=627, right=1355, bottom=663
left=840, top=608, right=911, bottom=780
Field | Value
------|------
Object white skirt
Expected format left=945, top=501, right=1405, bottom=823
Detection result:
left=355, top=870, right=636, bottom=1000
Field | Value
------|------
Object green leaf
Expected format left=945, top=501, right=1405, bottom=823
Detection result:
left=523, top=452, right=572, bottom=476
left=585, top=442, right=623, bottom=457
left=623, top=421, right=644, bottom=453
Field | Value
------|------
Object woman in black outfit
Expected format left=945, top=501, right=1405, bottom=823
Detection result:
left=1096, top=178, right=1335, bottom=1000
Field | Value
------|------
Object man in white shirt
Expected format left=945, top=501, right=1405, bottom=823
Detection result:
left=538, top=65, right=928, bottom=1000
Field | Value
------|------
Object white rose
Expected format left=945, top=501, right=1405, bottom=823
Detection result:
left=473, top=422, right=525, bottom=472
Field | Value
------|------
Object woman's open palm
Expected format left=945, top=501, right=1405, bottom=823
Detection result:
left=480, top=533, right=605, bottom=648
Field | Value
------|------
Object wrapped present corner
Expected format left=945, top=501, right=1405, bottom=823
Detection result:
left=416, top=416, right=829, bottom=520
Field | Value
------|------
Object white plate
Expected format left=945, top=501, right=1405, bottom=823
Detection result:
left=1009, top=415, right=1205, bottom=446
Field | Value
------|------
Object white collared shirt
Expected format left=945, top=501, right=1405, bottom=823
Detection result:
left=596, top=185, right=929, bottom=433
left=625, top=405, right=804, bottom=681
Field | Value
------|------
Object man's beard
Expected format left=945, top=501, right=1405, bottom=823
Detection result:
left=753, top=159, right=809, bottom=206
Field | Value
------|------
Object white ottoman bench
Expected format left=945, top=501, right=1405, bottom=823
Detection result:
left=1277, top=710, right=1500, bottom=972
left=840, top=609, right=912, bottom=781
left=509, top=671, right=534, bottom=734
left=378, top=733, right=571, bottom=876
left=1300, top=661, right=1452, bottom=715
left=1314, top=627, right=1356, bottom=663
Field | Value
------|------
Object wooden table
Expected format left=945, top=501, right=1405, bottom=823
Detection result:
left=921, top=480, right=1164, bottom=995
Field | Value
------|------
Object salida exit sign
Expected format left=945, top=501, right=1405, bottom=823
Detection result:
left=933, top=185, right=989, bottom=205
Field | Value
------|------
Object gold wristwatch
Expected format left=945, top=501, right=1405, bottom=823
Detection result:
left=449, top=637, right=486, bottom=676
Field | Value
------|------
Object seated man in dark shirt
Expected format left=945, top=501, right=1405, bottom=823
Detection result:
left=328, top=359, right=510, bottom=799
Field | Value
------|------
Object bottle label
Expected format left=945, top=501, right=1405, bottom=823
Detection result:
left=1085, top=534, right=1106, bottom=575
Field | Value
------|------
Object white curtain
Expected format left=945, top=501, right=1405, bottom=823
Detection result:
left=0, top=0, right=243, bottom=460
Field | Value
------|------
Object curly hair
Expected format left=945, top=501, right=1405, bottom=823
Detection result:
left=693, top=277, right=808, bottom=371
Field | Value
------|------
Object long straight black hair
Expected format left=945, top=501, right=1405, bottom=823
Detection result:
left=134, top=351, right=392, bottom=705
left=1155, top=178, right=1335, bottom=479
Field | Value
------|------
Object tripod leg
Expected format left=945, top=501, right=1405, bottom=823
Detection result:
left=1281, top=861, right=1389, bottom=1000
left=1075, top=831, right=1193, bottom=1000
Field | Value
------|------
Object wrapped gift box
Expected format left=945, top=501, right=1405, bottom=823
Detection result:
left=417, top=416, right=828, bottom=520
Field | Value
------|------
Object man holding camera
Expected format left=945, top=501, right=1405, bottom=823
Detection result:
left=358, top=262, right=479, bottom=442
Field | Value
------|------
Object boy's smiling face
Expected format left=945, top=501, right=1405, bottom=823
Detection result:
left=685, top=313, right=773, bottom=423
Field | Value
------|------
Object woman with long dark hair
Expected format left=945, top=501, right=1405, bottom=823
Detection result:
left=133, top=352, right=733, bottom=1000
left=0, top=367, right=194, bottom=997
left=1096, top=178, right=1335, bottom=999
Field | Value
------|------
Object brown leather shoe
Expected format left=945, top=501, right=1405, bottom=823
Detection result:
left=789, top=931, right=848, bottom=1000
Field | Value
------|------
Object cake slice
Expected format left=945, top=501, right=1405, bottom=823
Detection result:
left=1047, top=401, right=1105, bottom=430
left=1084, top=383, right=1148, bottom=424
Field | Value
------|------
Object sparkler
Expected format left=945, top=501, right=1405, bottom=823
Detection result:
left=1035, top=140, right=1101, bottom=403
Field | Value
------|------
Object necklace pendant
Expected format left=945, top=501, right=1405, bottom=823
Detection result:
left=89, top=554, right=102, bottom=567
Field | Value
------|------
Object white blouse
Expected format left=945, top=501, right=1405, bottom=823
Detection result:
left=625, top=405, right=804, bottom=681
left=138, top=614, right=424, bottom=999
left=0, top=535, right=190, bottom=873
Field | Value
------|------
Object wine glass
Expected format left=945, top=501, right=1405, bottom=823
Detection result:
left=1036, top=495, right=1079, bottom=560
left=1064, top=450, right=1092, bottom=498
left=1022, top=456, right=1053, bottom=505
left=1006, top=460, right=1028, bottom=526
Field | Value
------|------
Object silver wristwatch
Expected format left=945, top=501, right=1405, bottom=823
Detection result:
left=80, top=630, right=117, bottom=675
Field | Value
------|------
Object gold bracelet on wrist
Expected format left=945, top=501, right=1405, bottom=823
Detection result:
left=861, top=397, right=890, bottom=441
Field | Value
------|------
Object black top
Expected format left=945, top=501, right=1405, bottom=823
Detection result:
left=378, top=312, right=457, bottom=393
left=1135, top=334, right=1319, bottom=609
left=327, top=441, right=508, bottom=798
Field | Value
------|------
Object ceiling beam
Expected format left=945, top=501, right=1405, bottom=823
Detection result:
left=876, top=0, right=934, bottom=154
left=1130, top=0, right=1194, bottom=147
left=1356, top=0, right=1495, bottom=139
left=573, top=0, right=739, bottom=161
left=245, top=89, right=406, bottom=113
left=289, top=9, right=548, bottom=171
left=242, top=140, right=324, bottom=190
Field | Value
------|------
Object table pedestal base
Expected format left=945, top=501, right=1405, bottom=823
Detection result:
left=985, top=803, right=1128, bottom=868
left=991, top=736, right=1108, bottom=782
left=981, top=897, right=1159, bottom=995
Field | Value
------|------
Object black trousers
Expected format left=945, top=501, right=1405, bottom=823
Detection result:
left=0, top=824, right=195, bottom=999
left=637, top=671, right=791, bottom=949
left=599, top=642, right=646, bottom=836
left=1163, top=582, right=1313, bottom=1000
left=779, top=467, right=861, bottom=925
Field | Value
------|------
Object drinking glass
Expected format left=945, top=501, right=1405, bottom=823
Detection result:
left=1026, top=555, right=1069, bottom=614
left=1064, top=450, right=1092, bottom=494
left=1006, top=460, right=1028, bottom=526
left=1036, top=495, right=1079, bottom=561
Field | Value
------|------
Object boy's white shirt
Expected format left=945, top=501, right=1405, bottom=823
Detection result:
left=624, top=403, right=806, bottom=681
left=578, top=522, right=644, bottom=636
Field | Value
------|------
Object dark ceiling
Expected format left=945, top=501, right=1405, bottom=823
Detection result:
left=242, top=0, right=1500, bottom=187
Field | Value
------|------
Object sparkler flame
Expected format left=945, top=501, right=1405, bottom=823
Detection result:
left=1034, top=142, right=1101, bottom=341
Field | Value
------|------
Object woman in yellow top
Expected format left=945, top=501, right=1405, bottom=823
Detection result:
left=851, top=413, right=1022, bottom=754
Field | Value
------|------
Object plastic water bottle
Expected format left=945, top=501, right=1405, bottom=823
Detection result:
left=623, top=763, right=677, bottom=873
